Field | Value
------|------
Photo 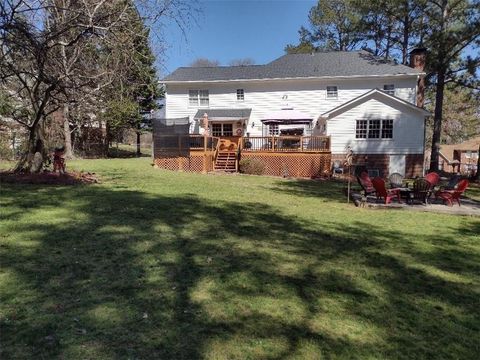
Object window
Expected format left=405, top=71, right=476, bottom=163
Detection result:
left=327, top=86, right=338, bottom=99
left=268, top=124, right=279, bottom=136
left=368, top=120, right=381, bottom=139
left=236, top=89, right=244, bottom=101
left=223, top=123, right=233, bottom=136
left=383, top=84, right=395, bottom=96
left=188, top=89, right=209, bottom=106
left=211, top=123, right=232, bottom=136
left=356, top=119, right=393, bottom=139
left=356, top=120, right=367, bottom=138
left=382, top=119, right=393, bottom=138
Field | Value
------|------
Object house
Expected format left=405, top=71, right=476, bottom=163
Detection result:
left=155, top=49, right=430, bottom=177
left=438, top=136, right=480, bottom=175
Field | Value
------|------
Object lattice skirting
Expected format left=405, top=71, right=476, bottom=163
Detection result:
left=241, top=153, right=332, bottom=177
left=154, top=153, right=214, bottom=173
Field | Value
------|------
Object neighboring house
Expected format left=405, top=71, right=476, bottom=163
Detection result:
left=439, top=136, right=480, bottom=175
left=156, top=49, right=430, bottom=177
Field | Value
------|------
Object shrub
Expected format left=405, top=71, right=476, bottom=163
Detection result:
left=239, top=158, right=265, bottom=175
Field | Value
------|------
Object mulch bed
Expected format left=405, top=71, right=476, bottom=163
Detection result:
left=0, top=171, right=99, bottom=185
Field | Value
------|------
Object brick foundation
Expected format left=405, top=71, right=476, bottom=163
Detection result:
left=405, top=154, right=424, bottom=178
left=331, top=153, right=424, bottom=178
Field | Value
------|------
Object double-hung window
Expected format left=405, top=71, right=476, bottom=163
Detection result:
left=189, top=90, right=209, bottom=106
left=268, top=124, right=279, bottom=136
left=383, top=84, right=395, bottom=96
left=356, top=119, right=393, bottom=139
left=211, top=123, right=233, bottom=136
left=236, top=89, right=244, bottom=101
left=326, top=86, right=338, bottom=99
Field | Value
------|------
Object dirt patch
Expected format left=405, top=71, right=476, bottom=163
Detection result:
left=0, top=171, right=99, bottom=185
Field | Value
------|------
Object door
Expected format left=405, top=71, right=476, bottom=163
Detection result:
left=389, top=155, right=406, bottom=176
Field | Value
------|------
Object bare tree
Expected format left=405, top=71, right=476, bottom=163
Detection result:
left=189, top=58, right=220, bottom=67
left=0, top=0, right=197, bottom=172
left=229, top=58, right=255, bottom=66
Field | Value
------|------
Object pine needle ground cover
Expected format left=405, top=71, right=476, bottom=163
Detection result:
left=1, top=158, right=479, bottom=359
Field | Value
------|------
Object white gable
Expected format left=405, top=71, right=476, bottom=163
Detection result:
left=325, top=92, right=427, bottom=155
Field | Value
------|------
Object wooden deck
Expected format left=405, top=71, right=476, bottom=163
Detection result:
left=152, top=135, right=331, bottom=176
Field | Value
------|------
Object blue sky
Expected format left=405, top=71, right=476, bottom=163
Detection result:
left=159, top=0, right=316, bottom=76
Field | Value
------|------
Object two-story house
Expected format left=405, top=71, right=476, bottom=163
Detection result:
left=156, top=49, right=430, bottom=177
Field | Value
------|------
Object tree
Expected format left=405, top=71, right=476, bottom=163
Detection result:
left=425, top=0, right=480, bottom=171
left=100, top=1, right=161, bottom=157
left=0, top=1, right=129, bottom=172
left=229, top=58, right=255, bottom=66
left=436, top=87, right=479, bottom=144
left=475, top=144, right=480, bottom=181
left=189, top=58, right=220, bottom=67
left=285, top=0, right=365, bottom=52
left=0, top=0, right=194, bottom=171
left=285, top=27, right=318, bottom=54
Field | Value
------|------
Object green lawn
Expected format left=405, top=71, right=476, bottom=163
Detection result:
left=1, top=158, right=479, bottom=359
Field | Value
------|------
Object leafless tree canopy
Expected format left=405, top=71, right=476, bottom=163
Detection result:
left=229, top=58, right=255, bottom=66
left=0, top=0, right=198, bottom=171
left=189, top=57, right=220, bottom=67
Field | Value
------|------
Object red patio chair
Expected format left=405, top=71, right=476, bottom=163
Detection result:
left=357, top=171, right=375, bottom=196
left=435, top=179, right=469, bottom=206
left=372, top=177, right=402, bottom=204
left=425, top=172, right=440, bottom=186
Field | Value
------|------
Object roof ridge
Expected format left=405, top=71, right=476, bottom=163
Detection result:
left=175, top=64, right=266, bottom=70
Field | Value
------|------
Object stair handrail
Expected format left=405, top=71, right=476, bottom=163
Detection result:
left=213, top=138, right=221, bottom=163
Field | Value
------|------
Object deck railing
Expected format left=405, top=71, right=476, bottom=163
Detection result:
left=154, top=135, right=330, bottom=154
left=242, top=136, right=330, bottom=152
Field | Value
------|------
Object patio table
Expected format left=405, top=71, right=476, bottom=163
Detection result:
left=397, top=187, right=414, bottom=204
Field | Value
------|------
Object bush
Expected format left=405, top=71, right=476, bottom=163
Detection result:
left=239, top=158, right=265, bottom=175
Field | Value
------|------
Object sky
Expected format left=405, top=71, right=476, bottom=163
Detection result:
left=159, top=0, right=316, bottom=76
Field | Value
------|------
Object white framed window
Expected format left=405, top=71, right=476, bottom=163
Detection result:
left=383, top=84, right=395, bottom=96
left=211, top=123, right=233, bottom=136
left=356, top=119, right=393, bottom=139
left=326, top=86, right=338, bottom=99
left=355, top=120, right=368, bottom=138
left=236, top=89, right=244, bottom=101
left=268, top=124, right=279, bottom=136
left=188, top=89, right=209, bottom=106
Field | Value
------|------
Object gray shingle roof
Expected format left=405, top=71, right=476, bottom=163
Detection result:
left=193, top=108, right=252, bottom=120
left=163, top=51, right=421, bottom=82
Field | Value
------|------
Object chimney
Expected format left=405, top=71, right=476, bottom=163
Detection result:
left=409, top=48, right=427, bottom=107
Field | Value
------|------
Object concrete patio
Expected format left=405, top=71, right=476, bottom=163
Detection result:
left=352, top=193, right=480, bottom=216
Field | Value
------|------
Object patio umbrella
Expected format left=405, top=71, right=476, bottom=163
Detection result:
left=261, top=108, right=313, bottom=124
left=202, top=112, right=209, bottom=136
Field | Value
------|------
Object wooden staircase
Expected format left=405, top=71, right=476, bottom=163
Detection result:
left=214, top=151, right=238, bottom=172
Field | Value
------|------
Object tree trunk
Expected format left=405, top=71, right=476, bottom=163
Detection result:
left=63, top=103, right=74, bottom=158
left=136, top=130, right=141, bottom=157
left=475, top=144, right=480, bottom=181
left=429, top=70, right=446, bottom=172
left=104, top=121, right=111, bottom=157
left=14, top=124, right=47, bottom=173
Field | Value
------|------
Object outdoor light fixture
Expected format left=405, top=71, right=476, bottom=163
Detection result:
left=251, top=122, right=255, bottom=128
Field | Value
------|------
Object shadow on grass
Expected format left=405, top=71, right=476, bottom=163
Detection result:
left=270, top=177, right=360, bottom=202
left=0, top=185, right=479, bottom=359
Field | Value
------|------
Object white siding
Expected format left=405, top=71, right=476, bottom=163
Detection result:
left=164, top=76, right=417, bottom=136
left=326, top=94, right=425, bottom=155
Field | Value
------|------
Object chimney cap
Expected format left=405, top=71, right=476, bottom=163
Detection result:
left=409, top=48, right=427, bottom=55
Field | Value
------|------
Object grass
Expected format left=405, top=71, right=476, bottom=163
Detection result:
left=1, top=158, right=479, bottom=359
